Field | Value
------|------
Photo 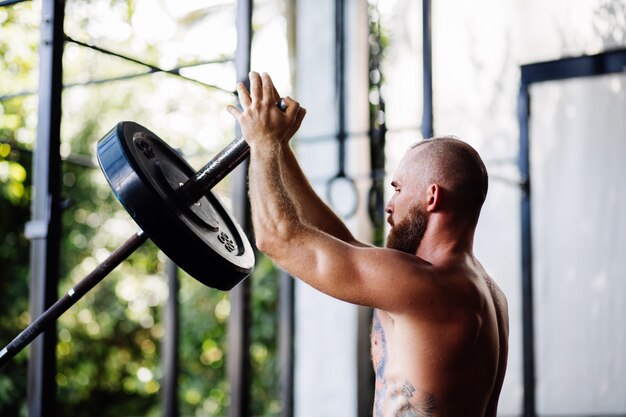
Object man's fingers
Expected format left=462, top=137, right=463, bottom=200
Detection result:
left=249, top=71, right=262, bottom=103
left=281, top=97, right=305, bottom=138
left=234, top=73, right=305, bottom=142
left=226, top=104, right=242, bottom=119
left=270, top=81, right=281, bottom=103
left=261, top=72, right=278, bottom=103
left=283, top=96, right=300, bottom=118
left=285, top=106, right=306, bottom=139
left=292, top=106, right=307, bottom=133
left=236, top=82, right=251, bottom=108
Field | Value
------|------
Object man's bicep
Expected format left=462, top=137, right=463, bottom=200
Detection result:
left=344, top=246, right=435, bottom=311
left=275, top=230, right=429, bottom=311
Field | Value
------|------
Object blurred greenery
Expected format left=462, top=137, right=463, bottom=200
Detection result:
left=367, top=0, right=389, bottom=247
left=0, top=4, right=39, bottom=416
left=1, top=1, right=283, bottom=416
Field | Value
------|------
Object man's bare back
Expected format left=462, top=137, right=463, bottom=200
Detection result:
left=371, top=258, right=509, bottom=417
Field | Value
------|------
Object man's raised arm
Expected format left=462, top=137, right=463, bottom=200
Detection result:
left=225, top=72, right=435, bottom=312
left=278, top=143, right=363, bottom=245
left=231, top=75, right=364, bottom=246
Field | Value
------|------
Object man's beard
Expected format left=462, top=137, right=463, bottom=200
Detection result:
left=386, top=204, right=428, bottom=255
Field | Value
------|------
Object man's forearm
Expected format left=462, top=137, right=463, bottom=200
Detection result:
left=248, top=144, right=305, bottom=258
left=279, top=142, right=357, bottom=244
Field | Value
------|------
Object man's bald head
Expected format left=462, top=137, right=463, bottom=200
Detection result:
left=407, top=136, right=488, bottom=222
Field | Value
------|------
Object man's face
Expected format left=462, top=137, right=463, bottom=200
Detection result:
left=386, top=202, right=428, bottom=254
left=385, top=149, right=429, bottom=254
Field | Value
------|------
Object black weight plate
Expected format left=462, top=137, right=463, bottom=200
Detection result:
left=97, top=121, right=254, bottom=290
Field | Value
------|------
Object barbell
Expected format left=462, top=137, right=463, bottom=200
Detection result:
left=98, top=121, right=255, bottom=289
left=0, top=99, right=286, bottom=368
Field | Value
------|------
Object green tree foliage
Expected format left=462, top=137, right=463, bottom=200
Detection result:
left=0, top=144, right=31, bottom=416
left=1, top=0, right=283, bottom=416
left=0, top=3, right=39, bottom=415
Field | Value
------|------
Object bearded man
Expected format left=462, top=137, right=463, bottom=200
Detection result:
left=228, top=72, right=509, bottom=417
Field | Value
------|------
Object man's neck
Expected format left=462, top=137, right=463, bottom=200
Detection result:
left=415, top=214, right=475, bottom=266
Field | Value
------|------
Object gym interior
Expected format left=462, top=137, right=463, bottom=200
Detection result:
left=1, top=0, right=625, bottom=416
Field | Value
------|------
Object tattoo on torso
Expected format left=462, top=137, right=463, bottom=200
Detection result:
left=391, top=382, right=435, bottom=417
left=372, top=310, right=388, bottom=417
left=371, top=310, right=436, bottom=417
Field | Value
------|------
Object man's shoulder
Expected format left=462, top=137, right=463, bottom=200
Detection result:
left=410, top=262, right=506, bottom=318
left=482, top=273, right=508, bottom=311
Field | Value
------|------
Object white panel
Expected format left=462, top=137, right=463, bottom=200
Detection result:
left=530, top=73, right=626, bottom=414
left=294, top=284, right=358, bottom=417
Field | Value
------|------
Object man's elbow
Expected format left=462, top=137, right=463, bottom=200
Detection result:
left=254, top=223, right=296, bottom=258
left=254, top=233, right=277, bottom=256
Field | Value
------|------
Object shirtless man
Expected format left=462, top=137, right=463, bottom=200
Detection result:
left=227, top=72, right=509, bottom=417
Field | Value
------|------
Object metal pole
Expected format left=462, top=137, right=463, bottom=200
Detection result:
left=0, top=0, right=30, bottom=7
left=25, top=0, right=65, bottom=415
left=357, top=307, right=374, bottom=417
left=367, top=2, right=387, bottom=241
left=0, top=232, right=148, bottom=368
left=518, top=84, right=536, bottom=417
left=228, top=0, right=253, bottom=416
left=361, top=3, right=386, bottom=413
left=280, top=2, right=297, bottom=414
left=421, top=0, right=433, bottom=139
left=179, top=136, right=249, bottom=203
left=278, top=270, right=294, bottom=417
left=162, top=259, right=180, bottom=417
left=335, top=0, right=347, bottom=177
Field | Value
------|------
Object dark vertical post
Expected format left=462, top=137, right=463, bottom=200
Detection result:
left=518, top=84, right=536, bottom=417
left=361, top=3, right=386, bottom=416
left=366, top=1, right=387, bottom=244
left=421, top=0, right=433, bottom=139
left=334, top=0, right=347, bottom=176
left=228, top=0, right=253, bottom=416
left=280, top=2, right=297, bottom=415
left=278, top=270, right=294, bottom=417
left=162, top=260, right=179, bottom=417
left=25, top=1, right=65, bottom=416
left=357, top=307, right=374, bottom=417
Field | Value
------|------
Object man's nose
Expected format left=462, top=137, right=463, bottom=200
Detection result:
left=384, top=201, right=393, bottom=215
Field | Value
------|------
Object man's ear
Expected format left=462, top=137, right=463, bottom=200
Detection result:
left=426, top=183, right=440, bottom=212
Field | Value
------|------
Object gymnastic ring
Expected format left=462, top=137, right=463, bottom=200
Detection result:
left=326, top=174, right=359, bottom=220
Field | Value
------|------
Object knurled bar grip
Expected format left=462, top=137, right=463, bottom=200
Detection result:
left=179, top=136, right=249, bottom=204
left=180, top=96, right=287, bottom=204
